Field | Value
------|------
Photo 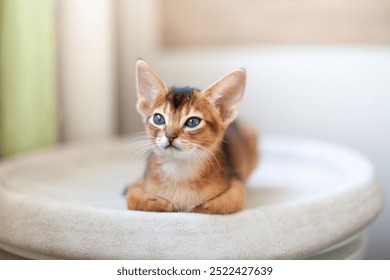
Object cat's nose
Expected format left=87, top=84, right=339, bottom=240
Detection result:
left=165, top=129, right=178, bottom=143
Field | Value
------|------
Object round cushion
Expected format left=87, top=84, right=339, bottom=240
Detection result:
left=0, top=136, right=382, bottom=259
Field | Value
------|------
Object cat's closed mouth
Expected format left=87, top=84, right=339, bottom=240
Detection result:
left=165, top=144, right=180, bottom=151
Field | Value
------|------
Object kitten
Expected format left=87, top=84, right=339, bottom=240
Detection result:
left=126, top=60, right=258, bottom=214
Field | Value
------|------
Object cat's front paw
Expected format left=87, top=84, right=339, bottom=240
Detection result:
left=192, top=202, right=211, bottom=214
left=129, top=196, right=173, bottom=212
left=126, top=182, right=173, bottom=212
left=145, top=196, right=173, bottom=212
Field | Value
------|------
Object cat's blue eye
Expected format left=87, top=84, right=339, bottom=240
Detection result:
left=153, top=114, right=165, bottom=125
left=185, top=117, right=201, bottom=128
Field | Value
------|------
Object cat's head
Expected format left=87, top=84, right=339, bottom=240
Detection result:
left=136, top=59, right=246, bottom=158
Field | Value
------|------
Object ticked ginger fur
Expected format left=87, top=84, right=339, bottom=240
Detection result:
left=126, top=60, right=258, bottom=214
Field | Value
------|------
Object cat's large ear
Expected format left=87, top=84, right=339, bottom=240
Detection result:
left=204, top=68, right=246, bottom=127
left=136, top=59, right=168, bottom=119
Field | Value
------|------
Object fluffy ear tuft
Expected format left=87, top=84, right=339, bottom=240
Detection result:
left=203, top=69, right=246, bottom=127
left=136, top=59, right=168, bottom=119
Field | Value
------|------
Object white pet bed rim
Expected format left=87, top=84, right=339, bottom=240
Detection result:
left=0, top=136, right=383, bottom=259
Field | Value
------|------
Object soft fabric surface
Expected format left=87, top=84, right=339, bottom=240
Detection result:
left=0, top=248, right=25, bottom=260
left=0, top=136, right=383, bottom=259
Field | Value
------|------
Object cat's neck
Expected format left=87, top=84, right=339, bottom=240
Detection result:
left=154, top=148, right=223, bottom=183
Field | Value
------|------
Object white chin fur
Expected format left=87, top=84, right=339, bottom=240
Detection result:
left=157, top=147, right=207, bottom=182
left=154, top=136, right=207, bottom=181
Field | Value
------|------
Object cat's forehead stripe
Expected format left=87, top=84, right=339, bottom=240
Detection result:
left=171, top=86, right=198, bottom=95
left=169, top=86, right=199, bottom=109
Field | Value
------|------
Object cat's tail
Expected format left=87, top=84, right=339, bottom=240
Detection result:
left=225, top=121, right=259, bottom=183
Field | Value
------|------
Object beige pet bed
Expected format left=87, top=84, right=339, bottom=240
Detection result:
left=0, top=136, right=382, bottom=259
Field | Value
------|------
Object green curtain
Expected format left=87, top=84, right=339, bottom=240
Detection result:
left=0, top=0, right=56, bottom=157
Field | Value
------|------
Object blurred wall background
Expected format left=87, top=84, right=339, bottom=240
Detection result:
left=0, top=0, right=56, bottom=157
left=0, top=0, right=389, bottom=259
left=56, top=0, right=117, bottom=142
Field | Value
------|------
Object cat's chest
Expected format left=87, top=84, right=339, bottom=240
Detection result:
left=151, top=155, right=206, bottom=211
left=159, top=156, right=202, bottom=182
left=156, top=183, right=203, bottom=212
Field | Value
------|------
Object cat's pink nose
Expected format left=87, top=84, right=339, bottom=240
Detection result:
left=165, top=130, right=178, bottom=143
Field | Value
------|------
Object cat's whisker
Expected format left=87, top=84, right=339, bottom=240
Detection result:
left=188, top=147, right=206, bottom=165
left=132, top=143, right=155, bottom=153
left=126, top=137, right=152, bottom=143
left=125, top=137, right=153, bottom=145
left=125, top=138, right=156, bottom=157
left=125, top=139, right=153, bottom=146
left=132, top=145, right=156, bottom=160
left=124, top=137, right=154, bottom=148
left=128, top=132, right=153, bottom=138
left=192, top=141, right=224, bottom=154
left=124, top=142, right=153, bottom=153
left=191, top=144, right=221, bottom=171
left=130, top=131, right=149, bottom=136
left=125, top=139, right=149, bottom=145
left=128, top=146, right=152, bottom=158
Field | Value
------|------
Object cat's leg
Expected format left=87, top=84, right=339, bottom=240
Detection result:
left=193, top=179, right=245, bottom=214
left=126, top=182, right=173, bottom=212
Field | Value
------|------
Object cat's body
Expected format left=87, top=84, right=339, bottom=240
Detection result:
left=126, top=60, right=258, bottom=214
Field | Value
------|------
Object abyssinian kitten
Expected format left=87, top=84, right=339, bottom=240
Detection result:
left=126, top=60, right=258, bottom=214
